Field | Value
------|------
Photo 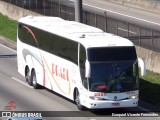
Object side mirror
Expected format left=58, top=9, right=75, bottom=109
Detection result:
left=85, top=60, right=90, bottom=78
left=138, top=58, right=146, bottom=76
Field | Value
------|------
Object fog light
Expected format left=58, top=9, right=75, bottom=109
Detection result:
left=90, top=103, right=97, bottom=106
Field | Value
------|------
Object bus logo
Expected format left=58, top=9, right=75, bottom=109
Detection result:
left=114, top=96, right=117, bottom=100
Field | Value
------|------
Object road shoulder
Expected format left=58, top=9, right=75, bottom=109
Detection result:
left=0, top=35, right=16, bottom=50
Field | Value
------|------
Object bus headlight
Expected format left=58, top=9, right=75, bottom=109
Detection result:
left=89, top=96, right=102, bottom=100
left=128, top=95, right=139, bottom=99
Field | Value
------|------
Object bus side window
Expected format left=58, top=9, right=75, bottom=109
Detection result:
left=18, top=25, right=37, bottom=48
left=79, top=44, right=87, bottom=89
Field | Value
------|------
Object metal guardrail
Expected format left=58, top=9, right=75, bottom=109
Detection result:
left=2, top=0, right=160, bottom=52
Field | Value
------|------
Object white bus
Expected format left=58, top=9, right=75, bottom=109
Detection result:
left=17, top=16, right=145, bottom=110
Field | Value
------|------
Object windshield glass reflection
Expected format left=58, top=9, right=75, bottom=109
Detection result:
left=89, top=62, right=139, bottom=93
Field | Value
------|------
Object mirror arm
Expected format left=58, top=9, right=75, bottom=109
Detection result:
left=138, top=58, right=146, bottom=76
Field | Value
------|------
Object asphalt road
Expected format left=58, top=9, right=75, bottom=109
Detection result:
left=82, top=0, right=160, bottom=31
left=0, top=44, right=90, bottom=120
left=0, top=41, right=159, bottom=120
left=0, top=0, right=160, bottom=119
left=83, top=0, right=160, bottom=23
left=49, top=0, right=160, bottom=33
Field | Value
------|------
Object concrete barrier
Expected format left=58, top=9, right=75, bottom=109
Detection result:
left=0, top=1, right=42, bottom=21
left=1, top=1, right=160, bottom=73
left=136, top=46, right=160, bottom=73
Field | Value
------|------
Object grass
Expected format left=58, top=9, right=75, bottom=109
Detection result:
left=140, top=71, right=160, bottom=104
left=0, top=12, right=160, bottom=104
left=0, top=13, right=17, bottom=41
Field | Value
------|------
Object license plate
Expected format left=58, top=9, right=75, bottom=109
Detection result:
left=112, top=103, right=120, bottom=106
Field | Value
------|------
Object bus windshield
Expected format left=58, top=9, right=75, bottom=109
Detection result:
left=89, top=62, right=139, bottom=92
left=87, top=47, right=139, bottom=93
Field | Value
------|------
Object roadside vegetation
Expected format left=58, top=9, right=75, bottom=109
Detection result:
left=0, top=13, right=17, bottom=41
left=140, top=71, right=160, bottom=104
left=0, top=12, right=160, bottom=104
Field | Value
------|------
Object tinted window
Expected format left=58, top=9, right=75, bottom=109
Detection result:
left=79, top=44, right=86, bottom=69
left=88, top=47, right=137, bottom=62
left=18, top=23, right=37, bottom=47
left=18, top=23, right=78, bottom=64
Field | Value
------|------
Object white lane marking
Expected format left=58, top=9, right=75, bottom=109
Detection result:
left=65, top=0, right=160, bottom=26
left=11, top=78, right=152, bottom=112
left=118, top=27, right=137, bottom=35
left=0, top=43, right=16, bottom=53
left=11, top=77, right=33, bottom=89
left=137, top=106, right=150, bottom=112
left=83, top=3, right=160, bottom=26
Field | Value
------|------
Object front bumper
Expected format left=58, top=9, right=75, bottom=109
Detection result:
left=84, top=98, right=138, bottom=109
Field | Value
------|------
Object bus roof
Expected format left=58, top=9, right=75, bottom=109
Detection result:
left=19, top=16, right=134, bottom=48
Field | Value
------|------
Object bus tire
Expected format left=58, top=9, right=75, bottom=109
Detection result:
left=75, top=89, right=85, bottom=110
left=25, top=67, right=32, bottom=86
left=25, top=67, right=29, bottom=82
left=31, top=70, right=40, bottom=89
left=27, top=76, right=33, bottom=86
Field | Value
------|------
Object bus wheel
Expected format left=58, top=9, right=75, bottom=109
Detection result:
left=31, top=70, right=40, bottom=89
left=75, top=89, right=84, bottom=110
left=26, top=68, right=32, bottom=86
